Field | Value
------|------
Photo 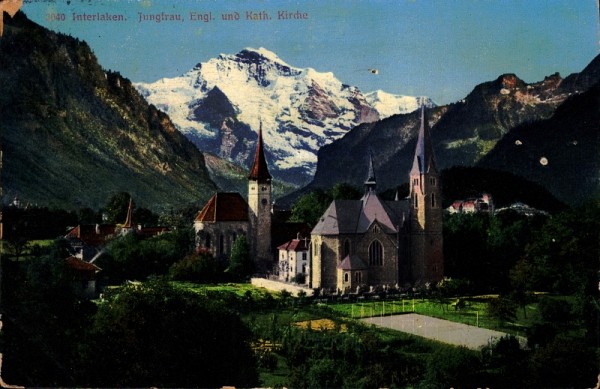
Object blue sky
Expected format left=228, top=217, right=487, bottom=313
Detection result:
left=22, top=0, right=599, bottom=104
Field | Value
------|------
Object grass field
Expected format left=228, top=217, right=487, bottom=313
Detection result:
left=171, top=282, right=547, bottom=336
left=324, top=297, right=539, bottom=336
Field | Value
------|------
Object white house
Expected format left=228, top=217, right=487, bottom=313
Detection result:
left=277, top=235, right=310, bottom=284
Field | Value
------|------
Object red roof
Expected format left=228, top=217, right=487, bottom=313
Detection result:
left=195, top=192, right=249, bottom=222
left=277, top=238, right=310, bottom=252
left=65, top=224, right=117, bottom=246
left=65, top=256, right=101, bottom=272
left=65, top=256, right=101, bottom=280
left=248, top=126, right=271, bottom=181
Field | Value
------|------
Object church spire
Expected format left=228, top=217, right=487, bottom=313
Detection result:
left=364, top=150, right=377, bottom=193
left=410, top=105, right=437, bottom=176
left=248, top=122, right=271, bottom=181
left=123, top=197, right=134, bottom=229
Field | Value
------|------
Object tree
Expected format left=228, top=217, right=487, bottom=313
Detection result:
left=99, top=228, right=195, bottom=283
left=481, top=335, right=528, bottom=387
left=133, top=207, right=159, bottom=227
left=528, top=335, right=598, bottom=388
left=80, top=279, right=259, bottom=387
left=103, top=192, right=132, bottom=224
left=522, top=202, right=599, bottom=294
left=422, top=346, right=482, bottom=389
left=289, top=189, right=331, bottom=226
left=169, top=251, right=223, bottom=283
left=289, top=183, right=361, bottom=227
left=2, top=241, right=95, bottom=386
left=226, top=235, right=254, bottom=281
left=329, top=182, right=361, bottom=201
left=487, top=296, right=517, bottom=325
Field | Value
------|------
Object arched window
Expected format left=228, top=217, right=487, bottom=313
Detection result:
left=343, top=239, right=351, bottom=258
left=355, top=272, right=362, bottom=283
left=414, top=195, right=418, bottom=209
left=344, top=273, right=349, bottom=282
left=369, top=240, right=383, bottom=266
left=431, top=193, right=436, bottom=208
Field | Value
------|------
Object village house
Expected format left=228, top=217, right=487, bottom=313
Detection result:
left=64, top=197, right=168, bottom=262
left=447, top=193, right=494, bottom=214
left=64, top=256, right=101, bottom=298
left=277, top=234, right=310, bottom=284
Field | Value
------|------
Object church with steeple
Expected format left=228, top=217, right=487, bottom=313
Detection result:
left=194, top=107, right=443, bottom=287
left=310, top=106, right=443, bottom=291
left=194, top=124, right=274, bottom=271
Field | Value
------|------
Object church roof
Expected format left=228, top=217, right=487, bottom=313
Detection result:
left=311, top=195, right=409, bottom=236
left=195, top=192, right=249, bottom=222
left=410, top=106, right=437, bottom=176
left=65, top=224, right=117, bottom=246
left=248, top=125, right=271, bottom=181
left=357, top=192, right=399, bottom=233
left=337, top=255, right=368, bottom=270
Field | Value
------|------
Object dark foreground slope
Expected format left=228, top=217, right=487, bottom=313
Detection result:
left=479, top=83, right=600, bottom=205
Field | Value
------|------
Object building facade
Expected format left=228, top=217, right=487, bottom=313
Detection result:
left=194, top=126, right=274, bottom=270
left=310, top=107, right=444, bottom=292
left=277, top=235, right=310, bottom=284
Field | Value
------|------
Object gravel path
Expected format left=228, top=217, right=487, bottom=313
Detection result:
left=361, top=314, right=524, bottom=350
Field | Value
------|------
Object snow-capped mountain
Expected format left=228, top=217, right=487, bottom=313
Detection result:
left=365, top=91, right=435, bottom=119
left=135, top=47, right=431, bottom=185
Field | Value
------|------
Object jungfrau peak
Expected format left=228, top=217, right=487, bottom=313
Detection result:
left=135, top=47, right=432, bottom=185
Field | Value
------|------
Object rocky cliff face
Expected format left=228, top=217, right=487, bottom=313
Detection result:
left=135, top=47, right=431, bottom=185
left=290, top=54, right=600, bottom=207
left=0, top=12, right=217, bottom=211
left=478, top=81, right=600, bottom=205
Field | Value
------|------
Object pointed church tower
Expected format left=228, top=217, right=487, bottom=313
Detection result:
left=409, top=106, right=443, bottom=283
left=364, top=151, right=377, bottom=194
left=248, top=123, right=272, bottom=268
left=121, top=197, right=135, bottom=235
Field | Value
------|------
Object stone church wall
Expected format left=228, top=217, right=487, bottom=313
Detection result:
left=194, top=221, right=248, bottom=259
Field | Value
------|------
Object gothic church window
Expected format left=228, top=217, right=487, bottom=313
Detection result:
left=431, top=193, right=436, bottom=208
left=344, top=273, right=349, bottom=282
left=369, top=240, right=383, bottom=266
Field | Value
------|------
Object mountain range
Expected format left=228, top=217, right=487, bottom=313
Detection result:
left=0, top=12, right=216, bottom=211
left=135, top=47, right=434, bottom=186
left=1, top=12, right=597, bottom=213
left=289, top=55, right=599, bottom=207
